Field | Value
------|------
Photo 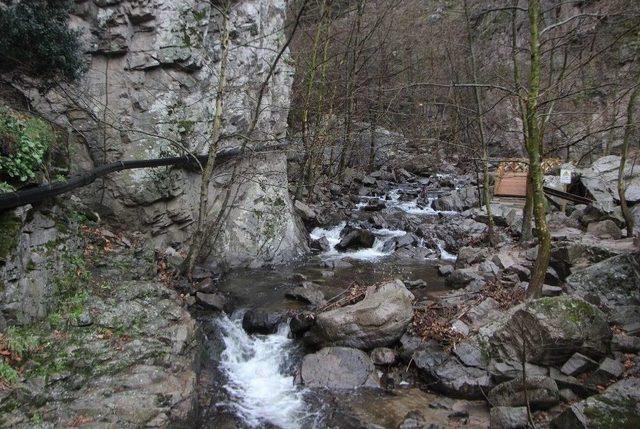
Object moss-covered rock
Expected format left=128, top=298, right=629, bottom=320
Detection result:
left=0, top=211, right=22, bottom=262
left=551, top=378, right=640, bottom=429
left=481, top=296, right=611, bottom=366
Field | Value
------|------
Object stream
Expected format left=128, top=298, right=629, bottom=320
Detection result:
left=198, top=181, right=463, bottom=428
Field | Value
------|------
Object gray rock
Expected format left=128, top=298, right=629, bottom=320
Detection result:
left=195, top=292, right=227, bottom=311
left=294, top=200, right=318, bottom=225
left=489, top=360, right=548, bottom=383
left=398, top=411, right=428, bottom=429
left=306, top=280, right=414, bottom=349
left=285, top=282, right=326, bottom=306
left=399, top=333, right=426, bottom=361
left=480, top=296, right=611, bottom=366
left=489, top=376, right=560, bottom=410
left=490, top=406, right=528, bottom=429
left=446, top=268, right=483, bottom=289
left=456, top=246, right=490, bottom=268
left=542, top=285, right=563, bottom=297
left=415, top=354, right=493, bottom=399
left=10, top=0, right=308, bottom=271
left=549, top=367, right=598, bottom=398
left=492, top=253, right=518, bottom=270
left=566, top=253, right=640, bottom=312
left=242, top=309, right=285, bottom=335
left=371, top=347, right=397, bottom=365
left=362, top=200, right=387, bottom=211
left=588, top=358, right=624, bottom=386
left=551, top=378, right=640, bottom=429
left=439, top=265, right=454, bottom=276
left=612, top=334, right=640, bottom=353
left=433, top=186, right=479, bottom=212
left=451, top=320, right=470, bottom=336
left=290, top=312, right=315, bottom=337
left=300, top=347, right=379, bottom=389
left=587, top=219, right=622, bottom=239
left=336, top=228, right=375, bottom=251
left=453, top=339, right=489, bottom=368
left=404, top=279, right=427, bottom=289
left=310, top=236, right=331, bottom=251
left=466, top=298, right=501, bottom=329
left=559, top=388, right=580, bottom=402
left=560, top=353, right=599, bottom=376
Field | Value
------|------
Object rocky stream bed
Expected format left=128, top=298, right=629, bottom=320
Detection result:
left=1, top=163, right=639, bottom=428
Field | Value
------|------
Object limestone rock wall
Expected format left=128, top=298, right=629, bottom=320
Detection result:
left=9, top=0, right=307, bottom=268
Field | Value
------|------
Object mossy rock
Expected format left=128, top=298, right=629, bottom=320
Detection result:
left=551, top=377, right=640, bottom=429
left=0, top=210, right=22, bottom=262
left=487, top=296, right=611, bottom=366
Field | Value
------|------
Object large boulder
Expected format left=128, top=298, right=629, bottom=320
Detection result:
left=299, top=347, right=380, bottom=389
left=305, top=280, right=414, bottom=349
left=586, top=220, right=622, bottom=239
left=413, top=344, right=493, bottom=399
left=433, top=186, right=479, bottom=212
left=242, top=309, right=285, bottom=335
left=489, top=376, right=560, bottom=410
left=335, top=228, right=375, bottom=251
left=480, top=296, right=611, bottom=366
left=551, top=378, right=640, bottom=429
left=578, top=155, right=640, bottom=211
left=565, top=253, right=640, bottom=312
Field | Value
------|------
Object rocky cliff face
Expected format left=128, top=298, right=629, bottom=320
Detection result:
left=8, top=0, right=307, bottom=269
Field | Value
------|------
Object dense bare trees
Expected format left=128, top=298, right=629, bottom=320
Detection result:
left=290, top=0, right=640, bottom=296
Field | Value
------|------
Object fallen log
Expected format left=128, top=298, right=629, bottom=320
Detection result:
left=0, top=144, right=286, bottom=211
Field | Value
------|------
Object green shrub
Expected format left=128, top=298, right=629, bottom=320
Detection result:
left=2, top=327, right=39, bottom=359
left=0, top=361, right=19, bottom=385
left=0, top=107, right=55, bottom=183
left=0, top=0, right=85, bottom=81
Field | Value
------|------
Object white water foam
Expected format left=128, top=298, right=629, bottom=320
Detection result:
left=217, top=314, right=310, bottom=429
left=437, top=242, right=458, bottom=262
left=309, top=222, right=406, bottom=261
left=358, top=188, right=457, bottom=216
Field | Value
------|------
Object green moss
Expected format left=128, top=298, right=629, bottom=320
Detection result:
left=3, top=326, right=40, bottom=359
left=533, top=296, right=601, bottom=325
left=0, top=211, right=21, bottom=261
left=177, top=119, right=195, bottom=136
left=583, top=397, right=640, bottom=429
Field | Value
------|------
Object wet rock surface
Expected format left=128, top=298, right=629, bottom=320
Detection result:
left=305, top=280, right=415, bottom=349
left=299, top=347, right=380, bottom=389
left=0, top=223, right=199, bottom=428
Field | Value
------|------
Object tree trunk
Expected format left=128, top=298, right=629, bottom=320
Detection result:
left=464, top=0, right=495, bottom=244
left=618, top=66, right=640, bottom=237
left=183, top=7, right=230, bottom=277
left=525, top=0, right=550, bottom=299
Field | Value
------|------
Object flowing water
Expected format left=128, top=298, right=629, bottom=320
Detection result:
left=205, top=184, right=461, bottom=428
left=216, top=313, right=316, bottom=428
left=309, top=222, right=407, bottom=261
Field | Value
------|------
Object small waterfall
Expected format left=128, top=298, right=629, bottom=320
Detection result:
left=216, top=314, right=312, bottom=429
left=437, top=242, right=458, bottom=262
left=310, top=223, right=406, bottom=261
left=358, top=188, right=458, bottom=216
